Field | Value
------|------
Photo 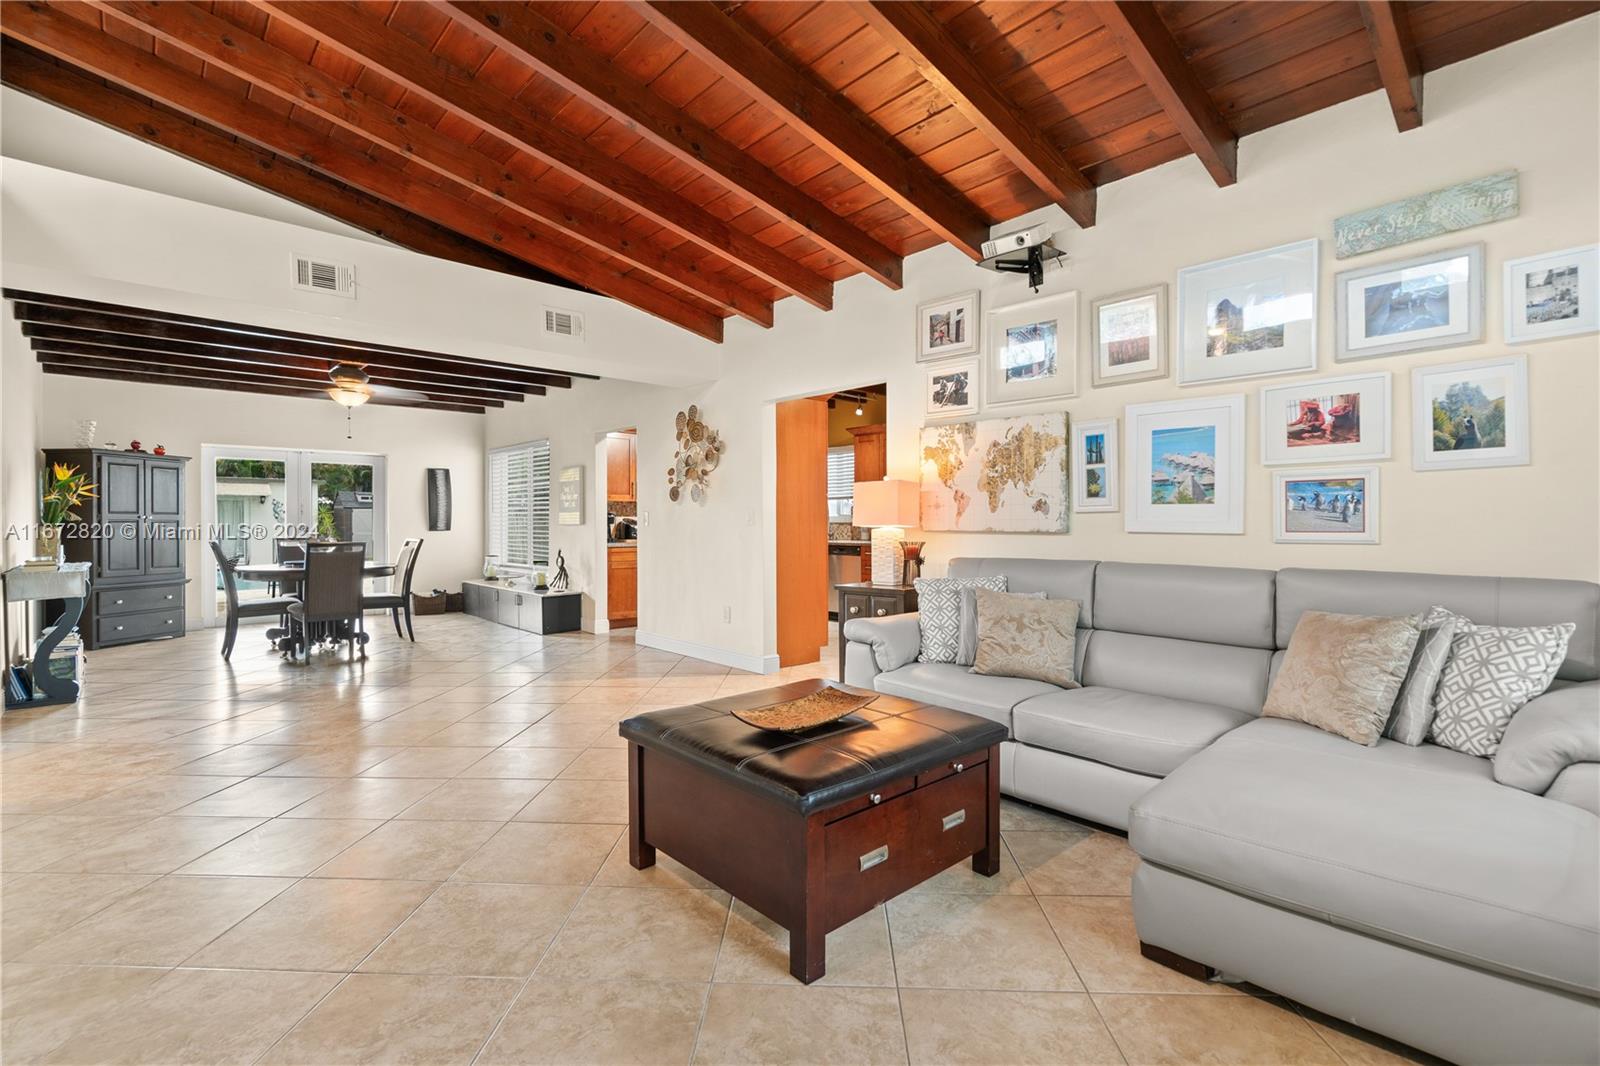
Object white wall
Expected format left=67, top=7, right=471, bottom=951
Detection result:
left=1, top=315, right=44, bottom=660
left=483, top=21, right=1600, bottom=670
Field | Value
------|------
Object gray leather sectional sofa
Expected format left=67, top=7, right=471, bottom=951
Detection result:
left=843, top=559, right=1600, bottom=1066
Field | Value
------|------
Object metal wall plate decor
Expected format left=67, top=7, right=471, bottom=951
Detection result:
left=426, top=468, right=451, bottom=531
left=667, top=404, right=723, bottom=503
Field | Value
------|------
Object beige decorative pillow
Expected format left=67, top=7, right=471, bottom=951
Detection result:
left=971, top=588, right=1080, bottom=688
left=1264, top=610, right=1423, bottom=746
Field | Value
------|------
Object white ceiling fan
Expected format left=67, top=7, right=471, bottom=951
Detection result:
left=326, top=363, right=430, bottom=438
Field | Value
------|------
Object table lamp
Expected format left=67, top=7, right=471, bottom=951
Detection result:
left=853, top=478, right=919, bottom=586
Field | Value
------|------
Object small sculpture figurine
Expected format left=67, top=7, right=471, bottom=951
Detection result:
left=549, top=550, right=570, bottom=592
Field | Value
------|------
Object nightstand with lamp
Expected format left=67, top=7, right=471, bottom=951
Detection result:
left=835, top=478, right=920, bottom=681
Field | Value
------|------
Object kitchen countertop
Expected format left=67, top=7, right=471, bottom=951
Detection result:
left=607, top=541, right=638, bottom=548
left=828, top=539, right=871, bottom=547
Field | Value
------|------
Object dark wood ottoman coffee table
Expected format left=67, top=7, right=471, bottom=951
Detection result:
left=619, top=679, right=1006, bottom=983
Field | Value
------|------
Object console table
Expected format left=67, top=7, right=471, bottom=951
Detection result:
left=3, top=562, right=90, bottom=710
left=463, top=580, right=581, bottom=634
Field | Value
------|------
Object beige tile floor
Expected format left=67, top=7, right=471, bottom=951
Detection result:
left=0, top=614, right=1440, bottom=1065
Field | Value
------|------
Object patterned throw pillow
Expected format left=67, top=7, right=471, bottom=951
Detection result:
left=1429, top=616, right=1576, bottom=756
left=971, top=588, right=1080, bottom=688
left=915, top=576, right=1005, bottom=663
left=1383, top=605, right=1459, bottom=745
left=1263, top=610, right=1423, bottom=746
left=957, top=586, right=1043, bottom=666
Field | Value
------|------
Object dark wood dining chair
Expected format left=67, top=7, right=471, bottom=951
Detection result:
left=209, top=539, right=298, bottom=660
left=285, top=542, right=366, bottom=662
left=269, top=539, right=305, bottom=596
left=362, top=538, right=423, bottom=641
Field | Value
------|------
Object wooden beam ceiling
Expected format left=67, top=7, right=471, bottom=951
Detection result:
left=634, top=0, right=994, bottom=261
left=1088, top=1, right=1239, bottom=188
left=435, top=0, right=904, bottom=291
left=855, top=1, right=1096, bottom=231
left=39, top=361, right=486, bottom=412
left=1359, top=1, right=1425, bottom=132
left=258, top=0, right=833, bottom=312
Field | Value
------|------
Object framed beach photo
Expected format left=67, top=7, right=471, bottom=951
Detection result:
left=1504, top=244, right=1599, bottom=343
left=924, top=358, right=979, bottom=420
left=986, top=290, right=1079, bottom=407
left=1335, top=244, right=1483, bottom=361
left=1072, top=418, right=1119, bottom=513
left=1411, top=355, right=1530, bottom=471
left=1273, top=468, right=1380, bottom=544
left=1176, top=239, right=1318, bottom=385
left=916, top=290, right=980, bottom=362
left=1124, top=395, right=1246, bottom=534
left=1091, top=284, right=1168, bottom=387
left=1258, top=371, right=1392, bottom=465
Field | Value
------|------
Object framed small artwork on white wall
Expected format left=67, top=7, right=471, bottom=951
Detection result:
left=1176, top=239, right=1318, bottom=385
left=1090, top=284, right=1168, bottom=387
left=916, top=290, right=980, bottom=362
left=923, top=359, right=979, bottom=420
left=1123, top=395, right=1246, bottom=534
left=1411, top=355, right=1530, bottom=471
left=1503, top=244, right=1599, bottom=343
left=1258, top=371, right=1392, bottom=466
left=1072, top=417, right=1118, bottom=513
left=985, top=290, right=1079, bottom=407
left=1273, top=467, right=1380, bottom=544
left=1335, top=244, right=1483, bottom=361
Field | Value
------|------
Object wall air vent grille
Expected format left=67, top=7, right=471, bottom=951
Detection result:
left=292, top=254, right=356, bottom=298
left=543, top=307, right=583, bottom=339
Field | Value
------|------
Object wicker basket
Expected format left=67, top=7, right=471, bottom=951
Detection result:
left=445, top=592, right=465, bottom=612
left=411, top=591, right=447, bottom=616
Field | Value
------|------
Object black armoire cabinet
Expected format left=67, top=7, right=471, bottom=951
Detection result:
left=44, top=448, right=189, bottom=649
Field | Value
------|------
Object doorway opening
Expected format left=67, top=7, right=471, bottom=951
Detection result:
left=604, top=429, right=639, bottom=630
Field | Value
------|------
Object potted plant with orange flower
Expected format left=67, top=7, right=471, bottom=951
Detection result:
left=38, top=462, right=96, bottom=561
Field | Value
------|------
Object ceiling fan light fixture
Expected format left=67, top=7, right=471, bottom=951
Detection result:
left=327, top=384, right=370, bottom=408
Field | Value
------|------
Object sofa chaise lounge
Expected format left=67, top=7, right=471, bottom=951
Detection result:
left=842, top=559, right=1599, bottom=1066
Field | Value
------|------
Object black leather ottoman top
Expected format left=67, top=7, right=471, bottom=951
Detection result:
left=619, top=679, right=1007, bottom=815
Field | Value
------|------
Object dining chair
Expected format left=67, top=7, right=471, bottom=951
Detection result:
left=269, top=538, right=305, bottom=596
left=362, top=537, right=424, bottom=642
left=209, top=539, right=299, bottom=660
left=285, top=542, right=366, bottom=662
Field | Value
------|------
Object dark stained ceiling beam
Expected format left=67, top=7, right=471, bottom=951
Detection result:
left=260, top=0, right=832, bottom=312
left=92, top=0, right=772, bottom=327
left=855, top=1, right=1096, bottom=230
left=632, top=0, right=993, bottom=261
left=0, top=42, right=574, bottom=291
left=1357, top=1, right=1424, bottom=131
left=1087, top=1, right=1238, bottom=187
left=435, top=0, right=903, bottom=290
left=0, top=3, right=725, bottom=342
left=39, top=362, right=488, bottom=414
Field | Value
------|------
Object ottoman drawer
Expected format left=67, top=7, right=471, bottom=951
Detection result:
left=823, top=762, right=989, bottom=927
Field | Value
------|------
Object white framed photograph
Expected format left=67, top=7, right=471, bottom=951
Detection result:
left=1176, top=238, right=1318, bottom=385
left=1412, top=355, right=1529, bottom=471
left=1504, top=244, right=1599, bottom=343
left=924, top=358, right=979, bottom=420
left=1258, top=371, right=1392, bottom=466
left=1123, top=395, right=1246, bottom=534
left=1091, top=284, right=1168, bottom=387
left=1273, top=467, right=1380, bottom=544
left=1072, top=417, right=1118, bottom=513
left=985, top=290, right=1079, bottom=407
left=917, top=290, right=980, bottom=362
left=1335, top=243, right=1483, bottom=361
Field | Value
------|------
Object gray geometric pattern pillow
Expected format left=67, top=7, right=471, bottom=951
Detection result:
left=1429, top=616, right=1576, bottom=756
left=1384, top=605, right=1459, bottom=745
left=915, top=576, right=1005, bottom=663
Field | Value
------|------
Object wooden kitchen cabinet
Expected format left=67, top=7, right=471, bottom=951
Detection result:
left=608, top=545, right=637, bottom=627
left=848, top=424, right=886, bottom=484
left=606, top=434, right=637, bottom=502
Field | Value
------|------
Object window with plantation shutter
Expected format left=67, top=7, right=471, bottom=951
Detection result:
left=826, top=445, right=855, bottom=521
left=487, top=440, right=550, bottom=569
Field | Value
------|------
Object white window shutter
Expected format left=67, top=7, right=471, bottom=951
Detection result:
left=487, top=440, right=551, bottom=570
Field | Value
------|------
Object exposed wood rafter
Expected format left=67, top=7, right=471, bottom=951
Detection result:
left=634, top=0, right=993, bottom=261
left=434, top=0, right=904, bottom=290
left=40, top=362, right=487, bottom=413
left=1088, top=1, right=1238, bottom=187
left=259, top=0, right=832, bottom=312
left=855, top=1, right=1095, bottom=230
left=1358, top=1, right=1424, bottom=131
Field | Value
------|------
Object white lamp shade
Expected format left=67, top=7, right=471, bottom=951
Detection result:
left=854, top=478, right=919, bottom=528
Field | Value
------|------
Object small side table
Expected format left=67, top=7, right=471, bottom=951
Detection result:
left=3, top=562, right=91, bottom=710
left=835, top=581, right=919, bottom=681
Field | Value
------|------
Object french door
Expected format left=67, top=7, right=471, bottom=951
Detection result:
left=200, top=445, right=387, bottom=626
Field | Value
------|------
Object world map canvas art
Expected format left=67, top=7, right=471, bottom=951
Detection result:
left=920, top=412, right=1068, bottom=533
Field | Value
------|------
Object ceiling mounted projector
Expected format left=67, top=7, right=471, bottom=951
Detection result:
left=979, top=223, right=1065, bottom=291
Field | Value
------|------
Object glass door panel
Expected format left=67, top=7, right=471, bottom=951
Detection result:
left=209, top=452, right=293, bottom=617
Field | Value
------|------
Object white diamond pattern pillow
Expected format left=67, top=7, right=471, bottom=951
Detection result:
left=1428, top=617, right=1576, bottom=756
left=915, top=576, right=1005, bottom=663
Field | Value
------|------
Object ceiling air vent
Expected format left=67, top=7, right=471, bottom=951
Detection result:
left=543, top=306, right=583, bottom=339
left=292, top=253, right=356, bottom=298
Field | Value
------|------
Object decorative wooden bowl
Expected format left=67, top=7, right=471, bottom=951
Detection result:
left=732, top=685, right=876, bottom=732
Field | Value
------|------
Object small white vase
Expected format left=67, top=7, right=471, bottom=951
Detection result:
left=74, top=419, right=97, bottom=448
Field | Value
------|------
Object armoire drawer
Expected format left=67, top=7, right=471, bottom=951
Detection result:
left=97, top=607, right=185, bottom=646
left=98, top=584, right=184, bottom=616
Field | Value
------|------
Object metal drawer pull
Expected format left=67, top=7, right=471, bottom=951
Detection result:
left=952, top=761, right=965, bottom=773
left=942, top=809, right=967, bottom=831
left=113, top=599, right=124, bottom=605
left=164, top=619, right=174, bottom=625
left=869, top=792, right=882, bottom=805
left=114, top=625, right=124, bottom=632
left=848, top=605, right=860, bottom=616
left=859, top=845, right=889, bottom=872
left=164, top=594, right=174, bottom=600
left=875, top=608, right=887, bottom=617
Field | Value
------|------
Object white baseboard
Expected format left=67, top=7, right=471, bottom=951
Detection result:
left=633, top=630, right=779, bottom=675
